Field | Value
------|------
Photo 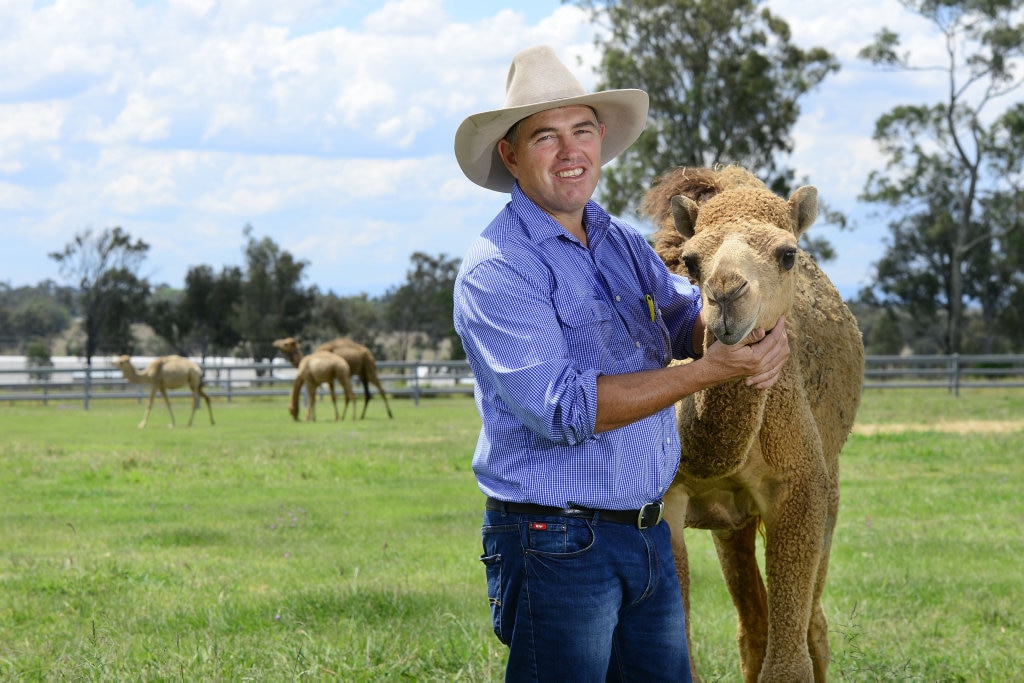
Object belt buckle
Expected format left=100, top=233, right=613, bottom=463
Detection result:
left=636, top=501, right=664, bottom=529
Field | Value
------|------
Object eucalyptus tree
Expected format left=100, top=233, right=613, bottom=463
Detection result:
left=235, top=225, right=314, bottom=362
left=569, top=0, right=839, bottom=215
left=859, top=0, right=1024, bottom=353
left=49, top=227, right=151, bottom=366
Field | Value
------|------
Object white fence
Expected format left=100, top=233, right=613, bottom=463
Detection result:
left=1, top=354, right=1023, bottom=407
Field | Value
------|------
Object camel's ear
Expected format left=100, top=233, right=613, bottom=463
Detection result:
left=788, top=185, right=817, bottom=238
left=671, top=194, right=699, bottom=239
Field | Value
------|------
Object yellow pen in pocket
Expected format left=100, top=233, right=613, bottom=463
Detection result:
left=645, top=294, right=656, bottom=322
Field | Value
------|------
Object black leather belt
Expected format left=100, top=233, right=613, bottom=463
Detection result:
left=486, top=496, right=664, bottom=530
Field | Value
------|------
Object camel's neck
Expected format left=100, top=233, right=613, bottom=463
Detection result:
left=287, top=349, right=303, bottom=368
left=678, top=362, right=800, bottom=479
left=121, top=364, right=151, bottom=385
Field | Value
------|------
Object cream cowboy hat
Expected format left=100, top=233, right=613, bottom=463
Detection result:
left=454, top=45, right=649, bottom=192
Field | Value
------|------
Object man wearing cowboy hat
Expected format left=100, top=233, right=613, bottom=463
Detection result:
left=452, top=45, right=789, bottom=681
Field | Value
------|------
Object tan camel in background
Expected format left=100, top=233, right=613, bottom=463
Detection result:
left=273, top=337, right=393, bottom=419
left=641, top=165, right=864, bottom=682
left=288, top=351, right=356, bottom=422
left=112, top=355, right=215, bottom=429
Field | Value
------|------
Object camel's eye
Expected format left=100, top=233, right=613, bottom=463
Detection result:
left=681, top=254, right=701, bottom=281
left=777, top=247, right=796, bottom=272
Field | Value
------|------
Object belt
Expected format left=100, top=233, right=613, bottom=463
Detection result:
left=485, top=496, right=664, bottom=530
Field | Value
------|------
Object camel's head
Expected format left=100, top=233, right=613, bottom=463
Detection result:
left=273, top=337, right=301, bottom=359
left=112, top=355, right=133, bottom=371
left=671, top=184, right=817, bottom=346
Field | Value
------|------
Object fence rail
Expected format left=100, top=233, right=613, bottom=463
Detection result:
left=1, top=354, right=1023, bottom=406
left=0, top=359, right=476, bottom=407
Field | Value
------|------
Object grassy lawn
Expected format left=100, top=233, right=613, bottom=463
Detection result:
left=1, top=389, right=1022, bottom=680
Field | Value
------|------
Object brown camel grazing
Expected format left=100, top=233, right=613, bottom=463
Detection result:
left=288, top=351, right=356, bottom=422
left=272, top=337, right=393, bottom=419
left=641, top=166, right=864, bottom=682
left=112, top=355, right=215, bottom=429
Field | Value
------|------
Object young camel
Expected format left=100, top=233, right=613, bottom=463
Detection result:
left=288, top=351, right=357, bottom=422
left=273, top=337, right=393, bottom=419
left=112, top=355, right=215, bottom=429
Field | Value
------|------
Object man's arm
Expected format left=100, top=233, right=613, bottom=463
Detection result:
left=594, top=317, right=789, bottom=433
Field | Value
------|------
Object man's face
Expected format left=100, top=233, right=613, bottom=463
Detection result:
left=498, top=105, right=605, bottom=226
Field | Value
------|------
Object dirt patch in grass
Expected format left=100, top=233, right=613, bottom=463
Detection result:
left=853, top=420, right=1024, bottom=435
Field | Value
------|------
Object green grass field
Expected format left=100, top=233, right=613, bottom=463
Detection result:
left=1, top=389, right=1022, bottom=681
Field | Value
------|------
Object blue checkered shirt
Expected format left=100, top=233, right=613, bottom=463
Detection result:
left=453, top=184, right=703, bottom=510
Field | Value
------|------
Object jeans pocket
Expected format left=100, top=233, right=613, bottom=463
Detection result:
left=479, top=552, right=507, bottom=644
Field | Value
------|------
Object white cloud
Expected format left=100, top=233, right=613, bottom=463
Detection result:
left=0, top=0, right=997, bottom=302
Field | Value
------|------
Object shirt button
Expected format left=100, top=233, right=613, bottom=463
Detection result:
left=615, top=295, right=621, bottom=302
left=635, top=340, right=642, bottom=348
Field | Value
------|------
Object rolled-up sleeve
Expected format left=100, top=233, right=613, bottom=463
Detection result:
left=456, top=256, right=597, bottom=445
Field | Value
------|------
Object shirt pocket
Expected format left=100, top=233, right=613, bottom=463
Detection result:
left=552, top=295, right=613, bottom=367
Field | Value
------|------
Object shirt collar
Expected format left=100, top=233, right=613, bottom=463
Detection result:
left=510, top=183, right=612, bottom=248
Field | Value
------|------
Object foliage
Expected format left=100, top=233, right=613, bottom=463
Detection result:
left=866, top=308, right=906, bottom=355
left=234, top=225, right=316, bottom=362
left=569, top=0, right=838, bottom=213
left=384, top=252, right=461, bottom=360
left=48, top=227, right=151, bottom=365
left=1, top=392, right=1022, bottom=679
left=859, top=0, right=1024, bottom=353
left=24, top=339, right=53, bottom=381
left=0, top=280, right=73, bottom=351
left=301, top=291, right=387, bottom=356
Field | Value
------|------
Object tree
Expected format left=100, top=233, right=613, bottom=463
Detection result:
left=859, top=0, right=1024, bottom=353
left=235, top=225, right=314, bottom=362
left=178, top=265, right=244, bottom=360
left=385, top=252, right=461, bottom=360
left=569, top=0, right=839, bottom=215
left=0, top=280, right=72, bottom=350
left=49, top=227, right=150, bottom=365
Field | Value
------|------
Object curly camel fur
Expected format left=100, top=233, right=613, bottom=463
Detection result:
left=641, top=166, right=864, bottom=682
left=112, top=354, right=215, bottom=429
left=272, top=337, right=393, bottom=419
left=287, top=350, right=356, bottom=422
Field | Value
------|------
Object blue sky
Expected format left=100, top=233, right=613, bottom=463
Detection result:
left=0, top=0, right=956, bottom=300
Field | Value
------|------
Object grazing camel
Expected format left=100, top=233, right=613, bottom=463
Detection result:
left=112, top=355, right=215, bottom=429
left=272, top=337, right=393, bottom=419
left=641, top=166, right=864, bottom=682
left=288, top=351, right=356, bottom=422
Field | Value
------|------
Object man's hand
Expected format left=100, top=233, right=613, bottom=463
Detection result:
left=703, top=316, right=790, bottom=389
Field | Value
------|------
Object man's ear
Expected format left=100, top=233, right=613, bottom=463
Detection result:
left=497, top=139, right=518, bottom=177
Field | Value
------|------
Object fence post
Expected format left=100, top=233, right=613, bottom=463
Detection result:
left=84, top=365, right=91, bottom=411
left=952, top=353, right=961, bottom=397
left=412, top=361, right=421, bottom=406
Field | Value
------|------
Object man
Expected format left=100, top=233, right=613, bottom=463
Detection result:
left=452, top=46, right=789, bottom=682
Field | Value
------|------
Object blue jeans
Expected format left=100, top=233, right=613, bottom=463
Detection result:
left=481, top=508, right=691, bottom=682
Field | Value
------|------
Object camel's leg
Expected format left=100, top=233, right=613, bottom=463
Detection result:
left=339, top=377, right=356, bottom=421
left=187, top=387, right=199, bottom=427
left=327, top=381, right=340, bottom=421
left=807, top=494, right=839, bottom=682
left=159, top=386, right=176, bottom=428
left=358, top=373, right=371, bottom=419
left=140, top=386, right=159, bottom=429
left=199, top=386, right=215, bottom=425
left=759, top=478, right=829, bottom=683
left=370, top=377, right=393, bottom=418
left=712, top=519, right=768, bottom=683
left=305, top=382, right=317, bottom=422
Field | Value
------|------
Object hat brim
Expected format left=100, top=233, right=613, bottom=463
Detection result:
left=454, top=89, right=649, bottom=192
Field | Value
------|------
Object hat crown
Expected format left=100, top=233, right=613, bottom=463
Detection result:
left=504, top=46, right=588, bottom=109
